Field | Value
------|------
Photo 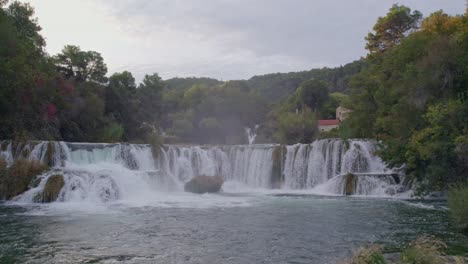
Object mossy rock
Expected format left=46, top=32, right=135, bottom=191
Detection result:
left=271, top=145, right=286, bottom=188
left=44, top=142, right=55, bottom=167
left=40, top=174, right=64, bottom=203
left=344, top=173, right=357, bottom=195
left=0, top=159, right=48, bottom=200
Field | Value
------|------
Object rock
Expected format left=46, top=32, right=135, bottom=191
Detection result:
left=40, top=174, right=64, bottom=203
left=344, top=173, right=356, bottom=195
left=0, top=159, right=48, bottom=200
left=184, top=175, right=224, bottom=194
left=271, top=145, right=286, bottom=189
left=395, top=185, right=406, bottom=193
left=385, top=187, right=396, bottom=196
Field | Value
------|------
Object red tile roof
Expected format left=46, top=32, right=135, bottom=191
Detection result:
left=318, top=119, right=340, bottom=126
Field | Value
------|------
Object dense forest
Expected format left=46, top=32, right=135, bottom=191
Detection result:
left=339, top=6, right=468, bottom=192
left=0, top=2, right=466, bottom=192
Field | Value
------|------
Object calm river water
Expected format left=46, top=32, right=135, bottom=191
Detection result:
left=0, top=193, right=466, bottom=264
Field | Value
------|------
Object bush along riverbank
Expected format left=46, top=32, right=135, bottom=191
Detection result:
left=448, top=182, right=468, bottom=234
left=343, top=237, right=468, bottom=264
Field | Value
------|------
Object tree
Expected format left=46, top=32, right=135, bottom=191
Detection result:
left=54, top=45, right=108, bottom=83
left=136, top=73, right=165, bottom=140
left=365, top=4, right=422, bottom=54
left=105, top=71, right=137, bottom=140
left=274, top=107, right=318, bottom=144
left=296, top=79, right=329, bottom=112
left=0, top=1, right=53, bottom=139
left=5, top=1, right=45, bottom=50
left=406, top=100, right=468, bottom=192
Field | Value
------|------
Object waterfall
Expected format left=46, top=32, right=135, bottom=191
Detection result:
left=0, top=139, right=404, bottom=203
left=244, top=125, right=259, bottom=145
left=281, top=139, right=402, bottom=195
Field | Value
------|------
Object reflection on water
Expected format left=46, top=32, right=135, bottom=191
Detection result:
left=0, top=196, right=467, bottom=264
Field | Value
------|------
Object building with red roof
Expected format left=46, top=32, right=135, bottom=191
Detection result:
left=318, top=119, right=340, bottom=132
left=318, top=106, right=352, bottom=132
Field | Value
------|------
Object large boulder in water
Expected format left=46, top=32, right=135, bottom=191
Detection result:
left=184, top=175, right=224, bottom=194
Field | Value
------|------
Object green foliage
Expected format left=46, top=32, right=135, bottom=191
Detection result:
left=401, top=237, right=446, bottom=264
left=448, top=182, right=468, bottom=233
left=405, top=100, right=468, bottom=191
left=365, top=4, right=422, bottom=54
left=99, top=123, right=124, bottom=143
left=296, top=79, right=329, bottom=112
left=247, top=59, right=366, bottom=102
left=345, top=7, right=468, bottom=192
left=54, top=45, right=108, bottom=83
left=162, top=80, right=269, bottom=144
left=344, top=244, right=387, bottom=264
left=273, top=107, right=318, bottom=144
left=168, top=111, right=194, bottom=142
left=165, top=77, right=221, bottom=91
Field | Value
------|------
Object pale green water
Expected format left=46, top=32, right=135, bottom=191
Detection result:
left=0, top=194, right=467, bottom=264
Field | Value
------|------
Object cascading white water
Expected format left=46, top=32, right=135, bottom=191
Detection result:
left=1, top=138, right=403, bottom=204
left=244, top=125, right=259, bottom=145
left=282, top=139, right=398, bottom=194
left=160, top=144, right=275, bottom=188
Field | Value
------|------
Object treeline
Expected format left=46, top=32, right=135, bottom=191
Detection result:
left=246, top=59, right=365, bottom=102
left=337, top=5, right=468, bottom=192
left=0, top=2, right=164, bottom=144
left=0, top=1, right=353, bottom=145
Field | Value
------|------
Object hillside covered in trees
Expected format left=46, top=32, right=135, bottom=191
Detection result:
left=0, top=2, right=466, bottom=191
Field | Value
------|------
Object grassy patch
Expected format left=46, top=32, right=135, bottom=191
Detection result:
left=343, top=244, right=387, bottom=264
left=448, top=182, right=468, bottom=233
left=401, top=236, right=446, bottom=264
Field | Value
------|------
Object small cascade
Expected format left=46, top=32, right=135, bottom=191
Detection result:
left=160, top=144, right=275, bottom=188
left=225, top=145, right=274, bottom=188
left=244, top=125, right=259, bottom=145
left=0, top=138, right=404, bottom=204
left=282, top=139, right=401, bottom=194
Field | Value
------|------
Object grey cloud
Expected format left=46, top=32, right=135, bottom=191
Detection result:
left=99, top=0, right=465, bottom=80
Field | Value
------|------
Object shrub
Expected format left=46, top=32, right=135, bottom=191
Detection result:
left=401, top=236, right=446, bottom=264
left=99, top=122, right=124, bottom=143
left=0, top=159, right=48, bottom=200
left=448, top=182, right=468, bottom=233
left=344, top=244, right=387, bottom=264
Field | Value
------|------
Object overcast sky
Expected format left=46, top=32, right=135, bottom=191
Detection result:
left=22, top=0, right=465, bottom=82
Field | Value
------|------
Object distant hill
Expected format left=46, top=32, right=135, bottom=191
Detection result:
left=245, top=59, right=366, bottom=101
left=164, top=77, right=222, bottom=91
left=163, top=59, right=366, bottom=102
